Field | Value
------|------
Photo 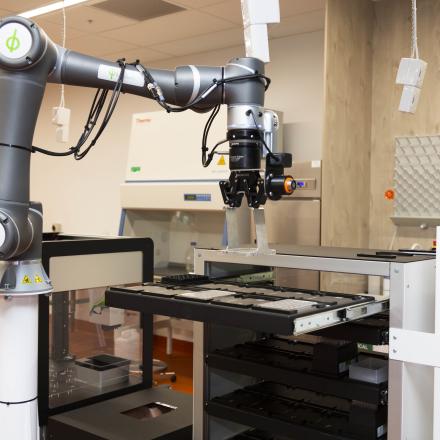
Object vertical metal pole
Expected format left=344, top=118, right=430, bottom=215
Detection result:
left=193, top=249, right=206, bottom=440
left=434, top=227, right=440, bottom=440
left=225, top=208, right=241, bottom=249
left=388, top=262, right=405, bottom=440
left=51, top=292, right=72, bottom=361
left=389, top=259, right=436, bottom=439
left=253, top=208, right=272, bottom=254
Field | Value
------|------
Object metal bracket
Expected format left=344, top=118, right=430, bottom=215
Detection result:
left=253, top=207, right=275, bottom=255
left=389, top=327, right=440, bottom=368
left=224, top=206, right=275, bottom=256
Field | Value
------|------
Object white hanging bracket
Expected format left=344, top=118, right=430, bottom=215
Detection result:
left=241, top=0, right=280, bottom=63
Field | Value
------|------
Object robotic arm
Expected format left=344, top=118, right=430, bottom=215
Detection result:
left=0, top=15, right=295, bottom=270
left=0, top=12, right=296, bottom=439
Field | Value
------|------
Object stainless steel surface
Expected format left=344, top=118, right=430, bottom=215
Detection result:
left=253, top=208, right=274, bottom=254
left=293, top=299, right=389, bottom=336
left=197, top=246, right=397, bottom=277
left=225, top=207, right=241, bottom=249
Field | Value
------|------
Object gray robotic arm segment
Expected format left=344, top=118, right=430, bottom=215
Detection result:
left=0, top=17, right=58, bottom=261
left=48, top=47, right=266, bottom=111
left=0, top=202, right=33, bottom=260
left=48, top=46, right=225, bottom=110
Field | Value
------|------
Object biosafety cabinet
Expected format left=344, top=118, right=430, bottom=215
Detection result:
left=119, top=109, right=321, bottom=282
left=120, top=108, right=263, bottom=273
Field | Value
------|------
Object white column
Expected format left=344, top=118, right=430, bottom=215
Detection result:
left=0, top=295, right=39, bottom=440
left=434, top=226, right=440, bottom=440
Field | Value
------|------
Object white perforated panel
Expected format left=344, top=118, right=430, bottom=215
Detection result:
left=393, top=135, right=440, bottom=226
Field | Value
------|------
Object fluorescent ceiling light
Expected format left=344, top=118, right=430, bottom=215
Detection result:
left=19, top=0, right=89, bottom=19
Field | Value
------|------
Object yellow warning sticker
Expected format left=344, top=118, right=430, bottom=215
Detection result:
left=22, top=275, right=32, bottom=285
left=217, top=155, right=226, bottom=166
left=34, top=275, right=43, bottom=284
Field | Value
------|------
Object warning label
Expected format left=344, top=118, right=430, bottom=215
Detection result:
left=217, top=155, right=226, bottom=166
left=22, top=275, right=32, bottom=285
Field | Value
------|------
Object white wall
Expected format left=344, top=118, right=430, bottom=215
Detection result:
left=31, top=30, right=324, bottom=235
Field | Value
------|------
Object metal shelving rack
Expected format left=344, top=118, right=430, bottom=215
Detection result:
left=191, top=245, right=435, bottom=439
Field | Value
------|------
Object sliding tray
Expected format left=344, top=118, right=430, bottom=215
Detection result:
left=207, top=382, right=387, bottom=440
left=106, top=282, right=388, bottom=336
left=207, top=338, right=388, bottom=406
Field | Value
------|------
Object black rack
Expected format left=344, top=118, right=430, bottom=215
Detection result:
left=106, top=283, right=379, bottom=335
left=312, top=314, right=389, bottom=345
left=207, top=338, right=387, bottom=406
left=207, top=383, right=387, bottom=440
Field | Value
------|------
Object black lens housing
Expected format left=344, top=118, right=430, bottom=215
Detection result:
left=227, top=129, right=261, bottom=171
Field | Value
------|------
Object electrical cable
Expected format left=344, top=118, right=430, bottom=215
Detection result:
left=32, top=59, right=127, bottom=159
left=135, top=61, right=270, bottom=113
left=58, top=4, right=66, bottom=109
left=203, top=139, right=229, bottom=168
left=411, top=0, right=419, bottom=59
left=32, top=59, right=271, bottom=162
left=248, top=109, right=277, bottom=160
left=202, top=105, right=221, bottom=167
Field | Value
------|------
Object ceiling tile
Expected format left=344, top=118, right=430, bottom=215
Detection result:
left=105, top=46, right=173, bottom=63
left=164, top=0, right=224, bottom=9
left=269, top=9, right=325, bottom=39
left=279, top=0, right=325, bottom=17
left=155, top=27, right=243, bottom=57
left=202, top=0, right=242, bottom=25
left=102, top=9, right=235, bottom=46
left=0, top=0, right=51, bottom=13
left=68, top=33, right=137, bottom=57
left=34, top=18, right=86, bottom=44
left=43, top=5, right=137, bottom=32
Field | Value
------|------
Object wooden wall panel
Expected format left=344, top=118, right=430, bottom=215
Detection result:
left=370, top=0, right=440, bottom=250
left=321, top=0, right=373, bottom=292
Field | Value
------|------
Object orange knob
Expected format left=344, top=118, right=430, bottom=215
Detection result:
left=284, top=177, right=295, bottom=194
left=384, top=189, right=395, bottom=200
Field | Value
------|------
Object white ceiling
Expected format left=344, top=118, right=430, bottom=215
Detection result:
left=0, top=0, right=325, bottom=62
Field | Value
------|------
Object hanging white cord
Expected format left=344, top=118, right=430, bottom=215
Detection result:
left=59, top=3, right=66, bottom=108
left=388, top=226, right=398, bottom=250
left=411, top=0, right=419, bottom=59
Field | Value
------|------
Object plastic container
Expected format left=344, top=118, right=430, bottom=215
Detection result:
left=349, top=357, right=388, bottom=384
left=75, top=354, right=130, bottom=388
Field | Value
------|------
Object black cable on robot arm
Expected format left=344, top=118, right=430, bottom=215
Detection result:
left=32, top=59, right=127, bottom=159
left=34, top=48, right=271, bottom=158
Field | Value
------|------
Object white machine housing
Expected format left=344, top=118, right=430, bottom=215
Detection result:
left=120, top=108, right=282, bottom=271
